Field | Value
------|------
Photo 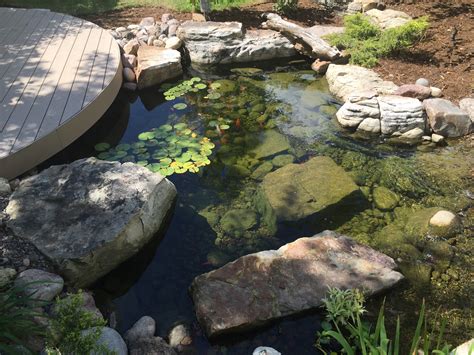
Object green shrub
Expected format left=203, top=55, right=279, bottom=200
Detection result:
left=315, top=288, right=452, bottom=355
left=0, top=283, right=48, bottom=354
left=274, top=0, right=299, bottom=15
left=46, top=291, right=111, bottom=355
left=326, top=14, right=429, bottom=67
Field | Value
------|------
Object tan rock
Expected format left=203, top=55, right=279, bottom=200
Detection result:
left=136, top=46, right=182, bottom=90
left=429, top=210, right=461, bottom=238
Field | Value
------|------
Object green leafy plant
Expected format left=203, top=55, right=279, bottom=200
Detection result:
left=46, top=291, right=111, bottom=355
left=316, top=288, right=452, bottom=355
left=274, top=0, right=298, bottom=15
left=326, top=14, right=429, bottom=67
left=0, top=283, right=48, bottom=354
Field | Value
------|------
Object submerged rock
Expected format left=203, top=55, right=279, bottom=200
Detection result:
left=373, top=186, right=399, bottom=211
left=220, top=209, right=258, bottom=235
left=429, top=210, right=461, bottom=238
left=258, top=156, right=361, bottom=223
left=249, top=130, right=291, bottom=160
left=6, top=158, right=177, bottom=287
left=191, top=230, right=403, bottom=337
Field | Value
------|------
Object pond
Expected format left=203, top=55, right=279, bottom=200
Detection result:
left=48, top=62, right=473, bottom=354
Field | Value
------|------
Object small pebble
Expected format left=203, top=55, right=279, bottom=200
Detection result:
left=430, top=86, right=442, bottom=97
left=416, top=78, right=430, bottom=87
left=22, top=258, right=30, bottom=267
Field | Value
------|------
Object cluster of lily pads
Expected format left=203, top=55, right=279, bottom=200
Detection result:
left=94, top=123, right=215, bottom=177
left=160, top=78, right=224, bottom=111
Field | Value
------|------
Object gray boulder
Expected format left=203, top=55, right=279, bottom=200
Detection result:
left=459, top=97, right=474, bottom=123
left=177, top=21, right=295, bottom=65
left=129, top=337, right=177, bottom=355
left=136, top=46, right=182, bottom=89
left=378, top=95, right=425, bottom=135
left=14, top=269, right=64, bottom=302
left=191, top=230, right=403, bottom=337
left=6, top=158, right=177, bottom=287
left=326, top=64, right=398, bottom=101
left=82, top=327, right=127, bottom=355
left=336, top=91, right=380, bottom=128
left=257, top=156, right=361, bottom=223
left=0, top=177, right=11, bottom=196
left=0, top=267, right=16, bottom=288
left=125, top=316, right=156, bottom=344
left=424, top=98, right=473, bottom=137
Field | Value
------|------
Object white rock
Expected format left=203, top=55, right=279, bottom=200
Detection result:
left=378, top=95, right=425, bottom=135
left=416, top=78, right=430, bottom=87
left=153, top=39, right=166, bottom=47
left=422, top=135, right=431, bottom=141
left=139, top=17, right=155, bottom=27
left=358, top=117, right=381, bottom=133
left=147, top=35, right=156, bottom=46
left=336, top=93, right=380, bottom=128
left=429, top=210, right=461, bottom=237
left=165, top=36, right=182, bottom=50
left=136, top=46, right=182, bottom=90
left=450, top=338, right=474, bottom=355
left=459, top=97, right=474, bottom=123
left=116, top=27, right=127, bottom=33
left=128, top=24, right=140, bottom=30
left=168, top=323, right=192, bottom=348
left=326, top=64, right=398, bottom=101
left=123, top=39, right=141, bottom=56
left=365, top=9, right=412, bottom=29
left=400, top=127, right=424, bottom=140
left=14, top=269, right=64, bottom=302
left=431, top=133, right=444, bottom=143
left=430, top=86, right=442, bottom=97
left=125, top=316, right=156, bottom=344
left=253, top=347, right=282, bottom=355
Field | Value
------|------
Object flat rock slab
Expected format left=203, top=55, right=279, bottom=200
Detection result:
left=365, top=9, right=412, bottom=29
left=177, top=21, right=295, bottom=65
left=191, top=230, right=404, bottom=337
left=6, top=158, right=177, bottom=287
left=136, top=46, right=182, bottom=89
left=326, top=64, right=398, bottom=101
left=424, top=98, right=473, bottom=137
left=258, top=156, right=361, bottom=222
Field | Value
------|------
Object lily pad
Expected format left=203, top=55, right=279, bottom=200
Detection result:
left=138, top=132, right=155, bottom=140
left=94, top=142, right=111, bottom=152
left=173, top=103, right=188, bottom=110
left=195, top=83, right=207, bottom=90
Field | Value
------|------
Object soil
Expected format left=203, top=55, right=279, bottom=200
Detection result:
left=375, top=1, right=474, bottom=103
left=82, top=0, right=473, bottom=102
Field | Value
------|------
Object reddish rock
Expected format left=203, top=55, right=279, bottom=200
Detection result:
left=424, top=98, right=473, bottom=137
left=394, top=84, right=431, bottom=100
left=311, top=59, right=331, bottom=74
left=191, top=231, right=403, bottom=337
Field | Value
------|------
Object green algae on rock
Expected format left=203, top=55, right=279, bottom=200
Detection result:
left=257, top=156, right=362, bottom=223
left=373, top=186, right=400, bottom=211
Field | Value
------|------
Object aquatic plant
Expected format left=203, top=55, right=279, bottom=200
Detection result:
left=161, top=77, right=206, bottom=101
left=0, top=282, right=48, bottom=354
left=316, top=288, right=452, bottom=355
left=95, top=123, right=214, bottom=177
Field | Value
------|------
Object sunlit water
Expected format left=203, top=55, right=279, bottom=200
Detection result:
left=46, top=63, right=473, bottom=354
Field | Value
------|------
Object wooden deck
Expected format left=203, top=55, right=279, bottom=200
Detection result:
left=0, top=7, right=122, bottom=179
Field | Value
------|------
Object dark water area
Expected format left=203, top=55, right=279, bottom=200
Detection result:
left=44, top=62, right=473, bottom=354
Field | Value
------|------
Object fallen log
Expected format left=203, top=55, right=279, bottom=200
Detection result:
left=262, top=13, right=341, bottom=61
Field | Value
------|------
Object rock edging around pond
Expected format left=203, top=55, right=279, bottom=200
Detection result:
left=5, top=158, right=177, bottom=287
left=191, top=230, right=403, bottom=337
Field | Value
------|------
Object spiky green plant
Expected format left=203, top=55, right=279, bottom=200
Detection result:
left=0, top=282, right=49, bottom=354
left=316, top=288, right=452, bottom=355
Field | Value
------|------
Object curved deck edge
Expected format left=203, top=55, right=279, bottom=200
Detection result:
left=0, top=62, right=123, bottom=180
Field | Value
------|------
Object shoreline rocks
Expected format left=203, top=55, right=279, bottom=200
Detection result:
left=136, top=46, right=182, bottom=89
left=191, top=230, right=404, bottom=337
left=6, top=158, right=177, bottom=287
left=424, top=98, right=473, bottom=137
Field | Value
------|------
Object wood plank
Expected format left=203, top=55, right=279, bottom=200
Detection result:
left=0, top=14, right=70, bottom=131
left=83, top=29, right=112, bottom=106
left=0, top=16, right=82, bottom=158
left=103, top=38, right=121, bottom=90
left=13, top=21, right=93, bottom=152
left=0, top=8, right=18, bottom=37
left=0, top=9, right=35, bottom=59
left=0, top=11, right=59, bottom=101
left=60, top=26, right=103, bottom=123
left=0, top=10, right=50, bottom=79
left=0, top=9, right=26, bottom=44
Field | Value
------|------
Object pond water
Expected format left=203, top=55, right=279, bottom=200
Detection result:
left=48, top=63, right=473, bottom=353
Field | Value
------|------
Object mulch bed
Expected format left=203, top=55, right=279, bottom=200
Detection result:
left=82, top=0, right=473, bottom=102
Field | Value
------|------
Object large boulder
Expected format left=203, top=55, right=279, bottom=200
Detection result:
left=191, top=230, right=404, bottom=337
left=326, top=64, right=398, bottom=101
left=365, top=9, right=412, bottom=29
left=136, top=46, right=182, bottom=89
left=336, top=91, right=380, bottom=128
left=81, top=327, right=127, bottom=355
left=257, top=156, right=361, bottom=223
left=6, top=158, right=177, bottom=287
left=424, top=98, right=473, bottom=137
left=378, top=95, right=425, bottom=135
left=14, top=269, right=64, bottom=302
left=177, top=21, right=295, bottom=65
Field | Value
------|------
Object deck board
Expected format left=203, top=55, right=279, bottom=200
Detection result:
left=0, top=8, right=122, bottom=179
